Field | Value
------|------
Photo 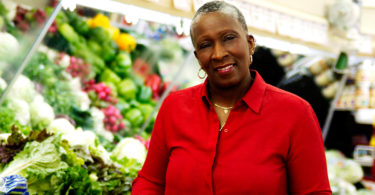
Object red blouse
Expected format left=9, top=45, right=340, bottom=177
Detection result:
left=132, top=71, right=331, bottom=195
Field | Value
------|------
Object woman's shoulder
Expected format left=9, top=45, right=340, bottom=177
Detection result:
left=163, top=83, right=204, bottom=104
left=264, top=84, right=312, bottom=111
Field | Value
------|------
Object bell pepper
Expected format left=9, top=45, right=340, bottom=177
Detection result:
left=137, top=85, right=152, bottom=103
left=87, top=13, right=111, bottom=29
left=87, top=39, right=102, bottom=55
left=116, top=98, right=130, bottom=116
left=125, top=108, right=144, bottom=127
left=101, top=40, right=118, bottom=62
left=118, top=78, right=137, bottom=100
left=66, top=11, right=90, bottom=36
left=110, top=51, right=132, bottom=78
left=138, top=103, right=154, bottom=121
left=115, top=33, right=137, bottom=52
left=89, top=27, right=111, bottom=43
left=100, top=68, right=121, bottom=84
left=145, top=74, right=162, bottom=100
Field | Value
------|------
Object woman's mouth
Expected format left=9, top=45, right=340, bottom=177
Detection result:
left=216, top=64, right=234, bottom=74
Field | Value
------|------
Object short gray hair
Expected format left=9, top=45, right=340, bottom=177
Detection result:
left=190, top=1, right=248, bottom=44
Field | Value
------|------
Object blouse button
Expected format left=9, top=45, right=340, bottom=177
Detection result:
left=223, top=129, right=229, bottom=133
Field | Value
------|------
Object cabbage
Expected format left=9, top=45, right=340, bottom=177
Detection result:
left=7, top=98, right=30, bottom=126
left=0, top=136, right=68, bottom=180
left=48, top=118, right=76, bottom=135
left=0, top=32, right=19, bottom=61
left=112, top=137, right=146, bottom=163
left=62, top=129, right=96, bottom=148
left=7, top=75, right=36, bottom=103
left=29, top=95, right=55, bottom=128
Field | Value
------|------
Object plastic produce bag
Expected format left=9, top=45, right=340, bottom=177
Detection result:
left=0, top=175, right=28, bottom=194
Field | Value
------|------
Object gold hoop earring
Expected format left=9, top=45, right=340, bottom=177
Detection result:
left=250, top=55, right=253, bottom=65
left=198, top=68, right=207, bottom=79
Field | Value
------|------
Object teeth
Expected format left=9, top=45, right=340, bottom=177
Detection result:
left=218, top=64, right=233, bottom=71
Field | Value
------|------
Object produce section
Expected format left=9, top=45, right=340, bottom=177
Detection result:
left=1, top=0, right=375, bottom=194
left=0, top=0, right=188, bottom=193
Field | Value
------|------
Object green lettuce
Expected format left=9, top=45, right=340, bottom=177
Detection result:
left=0, top=135, right=68, bottom=182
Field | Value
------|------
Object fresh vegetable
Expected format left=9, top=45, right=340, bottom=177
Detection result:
left=47, top=118, right=75, bottom=135
left=100, top=68, right=121, bottom=84
left=7, top=75, right=36, bottom=103
left=110, top=51, right=132, bottom=78
left=125, top=108, right=144, bottom=127
left=111, top=137, right=147, bottom=163
left=138, top=103, right=154, bottom=122
left=137, top=85, right=152, bottom=103
left=0, top=126, right=51, bottom=166
left=102, top=105, right=125, bottom=132
left=145, top=74, right=162, bottom=100
left=89, top=27, right=112, bottom=43
left=0, top=102, right=16, bottom=133
left=0, top=136, right=68, bottom=179
left=87, top=14, right=111, bottom=29
left=7, top=98, right=30, bottom=126
left=101, top=40, right=118, bottom=62
left=118, top=79, right=137, bottom=100
left=115, top=33, right=137, bottom=52
left=0, top=32, right=19, bottom=62
left=29, top=95, right=55, bottom=129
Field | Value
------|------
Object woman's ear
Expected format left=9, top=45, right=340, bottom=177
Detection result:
left=247, top=35, right=256, bottom=55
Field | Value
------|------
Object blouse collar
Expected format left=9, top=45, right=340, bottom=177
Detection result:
left=200, top=70, right=267, bottom=114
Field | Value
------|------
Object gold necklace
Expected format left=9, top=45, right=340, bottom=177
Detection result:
left=214, top=103, right=233, bottom=114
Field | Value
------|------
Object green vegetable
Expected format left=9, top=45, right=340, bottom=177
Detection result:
left=55, top=11, right=69, bottom=26
left=1, top=127, right=51, bottom=166
left=125, top=108, right=144, bottom=127
left=138, top=86, right=152, bottom=103
left=70, top=106, right=94, bottom=130
left=0, top=136, right=68, bottom=180
left=104, top=81, right=118, bottom=97
left=89, top=27, right=112, bottom=43
left=111, top=51, right=132, bottom=78
left=101, top=40, right=118, bottom=62
left=116, top=98, right=130, bottom=116
left=87, top=39, right=102, bottom=55
left=100, top=68, right=121, bottom=84
left=59, top=23, right=81, bottom=44
left=138, top=103, right=154, bottom=121
left=118, top=79, right=137, bottom=100
left=67, top=11, right=90, bottom=36
left=0, top=102, right=16, bottom=133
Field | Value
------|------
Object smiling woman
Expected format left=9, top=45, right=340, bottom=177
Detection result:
left=131, top=1, right=332, bottom=194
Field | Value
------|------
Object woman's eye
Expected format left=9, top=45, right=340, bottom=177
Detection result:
left=224, top=35, right=235, bottom=41
left=199, top=43, right=211, bottom=49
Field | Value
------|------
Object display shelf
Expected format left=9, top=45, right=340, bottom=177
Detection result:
left=0, top=1, right=63, bottom=103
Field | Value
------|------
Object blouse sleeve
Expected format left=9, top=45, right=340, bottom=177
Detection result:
left=131, top=97, right=171, bottom=195
left=287, top=102, right=332, bottom=195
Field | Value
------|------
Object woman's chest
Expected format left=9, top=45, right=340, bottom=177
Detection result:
left=164, top=109, right=290, bottom=194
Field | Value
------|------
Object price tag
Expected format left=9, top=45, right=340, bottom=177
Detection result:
left=354, top=145, right=375, bottom=167
left=173, top=0, right=192, bottom=12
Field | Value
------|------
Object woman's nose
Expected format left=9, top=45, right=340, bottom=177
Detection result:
left=211, top=43, right=228, bottom=61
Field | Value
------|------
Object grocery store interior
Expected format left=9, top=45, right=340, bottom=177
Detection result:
left=1, top=0, right=375, bottom=194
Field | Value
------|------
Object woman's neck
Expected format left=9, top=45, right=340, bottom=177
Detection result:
left=208, top=74, right=253, bottom=107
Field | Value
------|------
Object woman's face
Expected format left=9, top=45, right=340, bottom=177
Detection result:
left=192, top=12, right=255, bottom=89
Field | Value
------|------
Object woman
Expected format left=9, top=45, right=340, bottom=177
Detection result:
left=132, top=1, right=331, bottom=194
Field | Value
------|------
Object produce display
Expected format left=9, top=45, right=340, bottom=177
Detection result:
left=0, top=1, right=186, bottom=194
left=326, top=150, right=373, bottom=194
